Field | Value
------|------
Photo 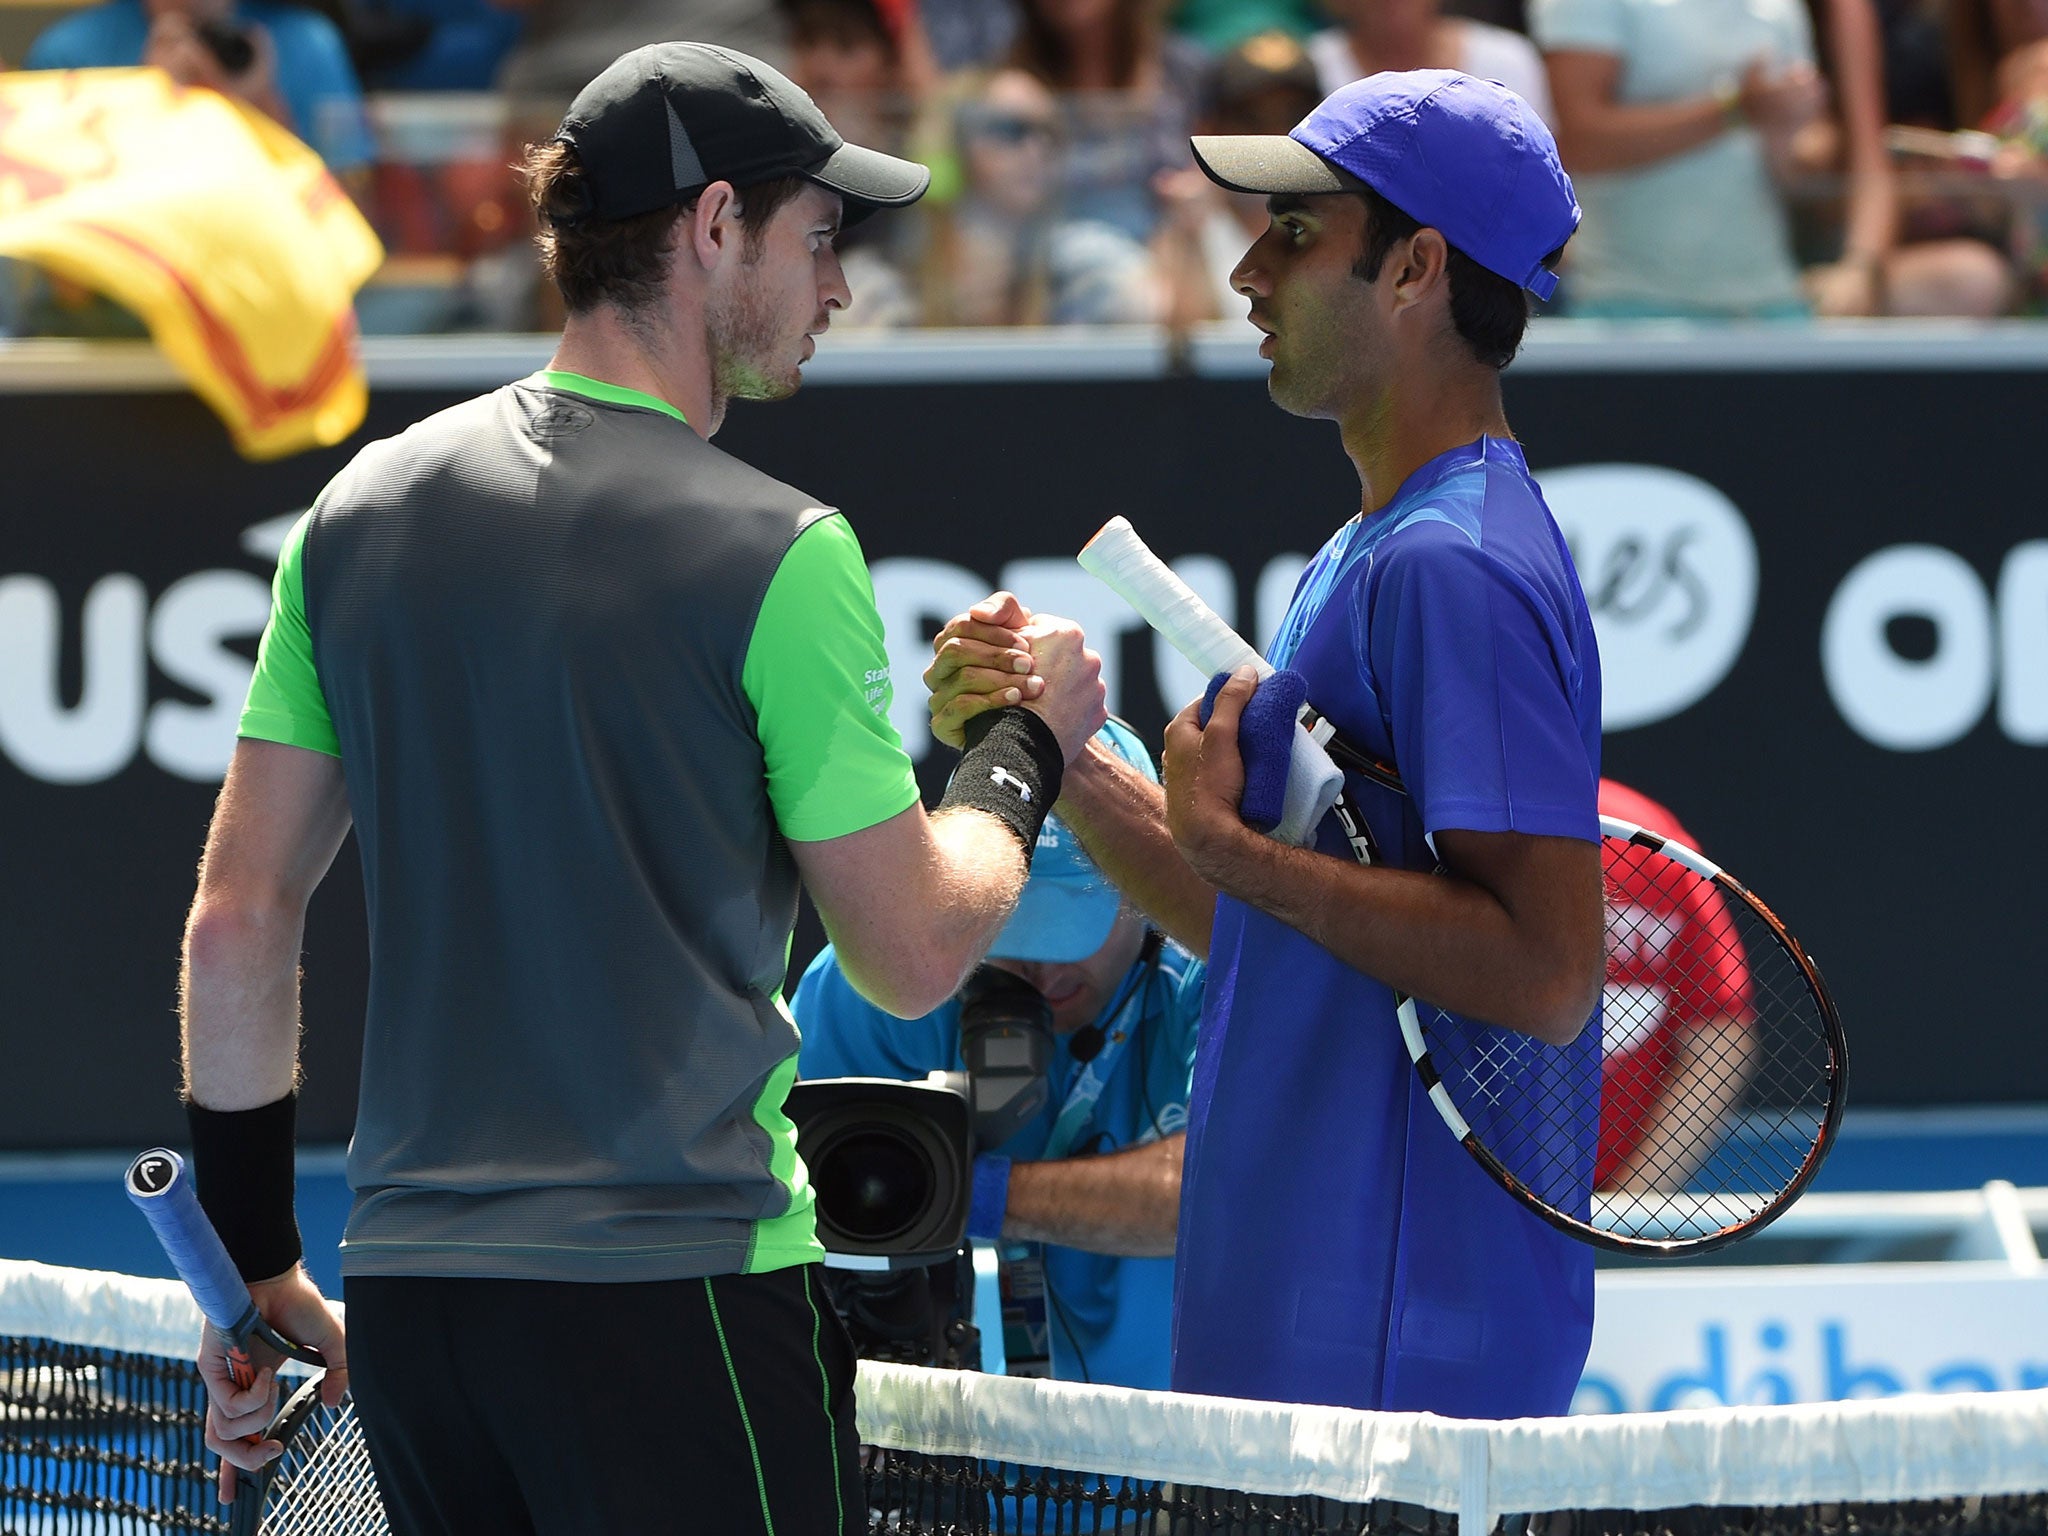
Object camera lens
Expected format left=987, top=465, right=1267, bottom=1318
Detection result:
left=785, top=1077, right=972, bottom=1259
left=813, top=1125, right=934, bottom=1244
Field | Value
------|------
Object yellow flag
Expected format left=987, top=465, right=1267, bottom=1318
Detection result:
left=0, top=68, right=385, bottom=459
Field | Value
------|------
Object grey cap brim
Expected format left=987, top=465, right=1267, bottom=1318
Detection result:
left=1191, top=134, right=1354, bottom=195
left=809, top=140, right=931, bottom=219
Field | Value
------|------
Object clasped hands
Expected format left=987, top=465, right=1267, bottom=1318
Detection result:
left=923, top=593, right=1266, bottom=878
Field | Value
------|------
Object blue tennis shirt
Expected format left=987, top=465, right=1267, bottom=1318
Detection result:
left=1172, top=436, right=1601, bottom=1417
left=795, top=941, right=1203, bottom=1389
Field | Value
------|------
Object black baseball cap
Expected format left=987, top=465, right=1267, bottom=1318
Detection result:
left=554, top=41, right=930, bottom=225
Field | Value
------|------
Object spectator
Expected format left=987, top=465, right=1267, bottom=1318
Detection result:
left=1974, top=3, right=2048, bottom=307
left=1443, top=0, right=1528, bottom=31
left=1169, top=0, right=1320, bottom=51
left=1310, top=0, right=1553, bottom=125
left=783, top=0, right=926, bottom=325
left=784, top=0, right=932, bottom=157
left=496, top=0, right=790, bottom=131
left=916, top=68, right=1164, bottom=324
left=26, top=0, right=376, bottom=176
left=1008, top=0, right=1211, bottom=240
left=922, top=0, right=1021, bottom=70
left=318, top=0, right=525, bottom=92
left=1153, top=29, right=1324, bottom=322
left=1947, top=0, right=2048, bottom=126
left=1596, top=779, right=1757, bottom=1197
left=1853, top=2, right=2046, bottom=314
left=1534, top=0, right=2012, bottom=317
left=1801, top=0, right=2012, bottom=317
left=1532, top=0, right=1830, bottom=317
left=1873, top=0, right=1954, bottom=126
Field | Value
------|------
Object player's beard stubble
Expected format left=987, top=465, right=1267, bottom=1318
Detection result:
left=707, top=255, right=825, bottom=411
left=1263, top=285, right=1383, bottom=424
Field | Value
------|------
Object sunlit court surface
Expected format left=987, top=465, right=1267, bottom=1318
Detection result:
left=7, top=1, right=2048, bottom=1526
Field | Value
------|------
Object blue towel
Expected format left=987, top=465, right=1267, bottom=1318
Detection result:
left=1201, top=669, right=1306, bottom=834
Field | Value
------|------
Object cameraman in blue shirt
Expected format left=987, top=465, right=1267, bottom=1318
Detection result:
left=793, top=720, right=1201, bottom=1390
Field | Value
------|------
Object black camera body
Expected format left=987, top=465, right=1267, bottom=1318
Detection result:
left=787, top=963, right=1058, bottom=1369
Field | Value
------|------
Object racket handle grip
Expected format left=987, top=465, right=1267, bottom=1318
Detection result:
left=1080, top=517, right=1274, bottom=681
left=126, top=1147, right=265, bottom=1378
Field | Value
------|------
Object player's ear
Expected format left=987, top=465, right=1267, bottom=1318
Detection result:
left=687, top=181, right=740, bottom=271
left=1390, top=228, right=1450, bottom=312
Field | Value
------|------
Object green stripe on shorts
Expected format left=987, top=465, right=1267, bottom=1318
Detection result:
left=706, top=1276, right=776, bottom=1536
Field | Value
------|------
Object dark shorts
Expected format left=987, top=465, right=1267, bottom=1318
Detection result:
left=344, top=1265, right=862, bottom=1536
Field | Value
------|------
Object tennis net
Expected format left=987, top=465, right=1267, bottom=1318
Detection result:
left=5, top=1258, right=2046, bottom=1534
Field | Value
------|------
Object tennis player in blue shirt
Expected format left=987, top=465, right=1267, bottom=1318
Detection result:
left=795, top=720, right=1201, bottom=1390
left=926, top=72, right=1603, bottom=1418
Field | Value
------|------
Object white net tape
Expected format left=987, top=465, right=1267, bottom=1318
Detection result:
left=856, top=1360, right=2048, bottom=1531
left=8, top=1259, right=2047, bottom=1536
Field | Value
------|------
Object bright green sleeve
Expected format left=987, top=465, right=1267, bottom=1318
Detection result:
left=744, top=514, right=919, bottom=841
left=238, top=510, right=340, bottom=757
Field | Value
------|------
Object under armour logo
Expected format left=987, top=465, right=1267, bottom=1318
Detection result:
left=990, top=767, right=1033, bottom=802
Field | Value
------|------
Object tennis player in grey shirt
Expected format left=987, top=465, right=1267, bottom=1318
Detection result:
left=176, top=42, right=1105, bottom=1535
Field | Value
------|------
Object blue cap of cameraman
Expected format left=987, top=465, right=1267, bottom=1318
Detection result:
left=990, top=718, right=1156, bottom=964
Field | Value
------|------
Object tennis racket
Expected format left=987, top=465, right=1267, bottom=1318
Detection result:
left=1078, top=517, right=1847, bottom=1257
left=125, top=1148, right=390, bottom=1535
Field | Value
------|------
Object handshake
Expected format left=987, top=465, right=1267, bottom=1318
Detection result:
left=918, top=589, right=1339, bottom=874
left=920, top=590, right=1109, bottom=765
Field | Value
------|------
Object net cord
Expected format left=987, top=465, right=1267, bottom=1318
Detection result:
left=0, top=1258, right=321, bottom=1375
left=6, top=1261, right=2048, bottom=1530
left=853, top=1362, right=2048, bottom=1526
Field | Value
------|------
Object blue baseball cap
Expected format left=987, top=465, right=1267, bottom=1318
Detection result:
left=989, top=718, right=1156, bottom=965
left=1191, top=69, right=1580, bottom=300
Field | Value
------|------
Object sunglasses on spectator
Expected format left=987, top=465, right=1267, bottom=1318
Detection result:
left=962, top=111, right=1057, bottom=145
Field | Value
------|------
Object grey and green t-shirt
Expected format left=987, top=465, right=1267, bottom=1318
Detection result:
left=240, top=370, right=919, bottom=1282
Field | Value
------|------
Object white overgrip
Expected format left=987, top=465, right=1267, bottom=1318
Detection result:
left=1078, top=517, right=1272, bottom=680
left=1079, top=518, right=1344, bottom=847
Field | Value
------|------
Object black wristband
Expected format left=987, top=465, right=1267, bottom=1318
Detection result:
left=186, top=1093, right=304, bottom=1283
left=940, top=706, right=1064, bottom=862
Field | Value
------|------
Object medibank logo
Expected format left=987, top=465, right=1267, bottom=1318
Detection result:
left=1575, top=1319, right=2048, bottom=1414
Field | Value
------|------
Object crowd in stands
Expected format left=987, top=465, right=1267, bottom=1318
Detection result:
left=7, top=0, right=2048, bottom=330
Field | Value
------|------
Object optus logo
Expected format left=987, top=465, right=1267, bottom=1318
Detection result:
left=1820, top=541, right=2048, bottom=752
left=0, top=513, right=295, bottom=785
left=1545, top=464, right=1759, bottom=732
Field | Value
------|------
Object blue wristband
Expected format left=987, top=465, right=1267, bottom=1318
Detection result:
left=968, top=1153, right=1012, bottom=1241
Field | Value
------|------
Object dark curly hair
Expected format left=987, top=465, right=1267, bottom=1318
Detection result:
left=521, top=140, right=808, bottom=315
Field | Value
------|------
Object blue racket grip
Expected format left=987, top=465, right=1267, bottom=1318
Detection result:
left=125, top=1147, right=326, bottom=1380
left=125, top=1148, right=262, bottom=1342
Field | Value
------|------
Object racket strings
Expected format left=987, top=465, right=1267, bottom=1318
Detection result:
left=1416, top=836, right=1837, bottom=1246
left=258, top=1396, right=388, bottom=1535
